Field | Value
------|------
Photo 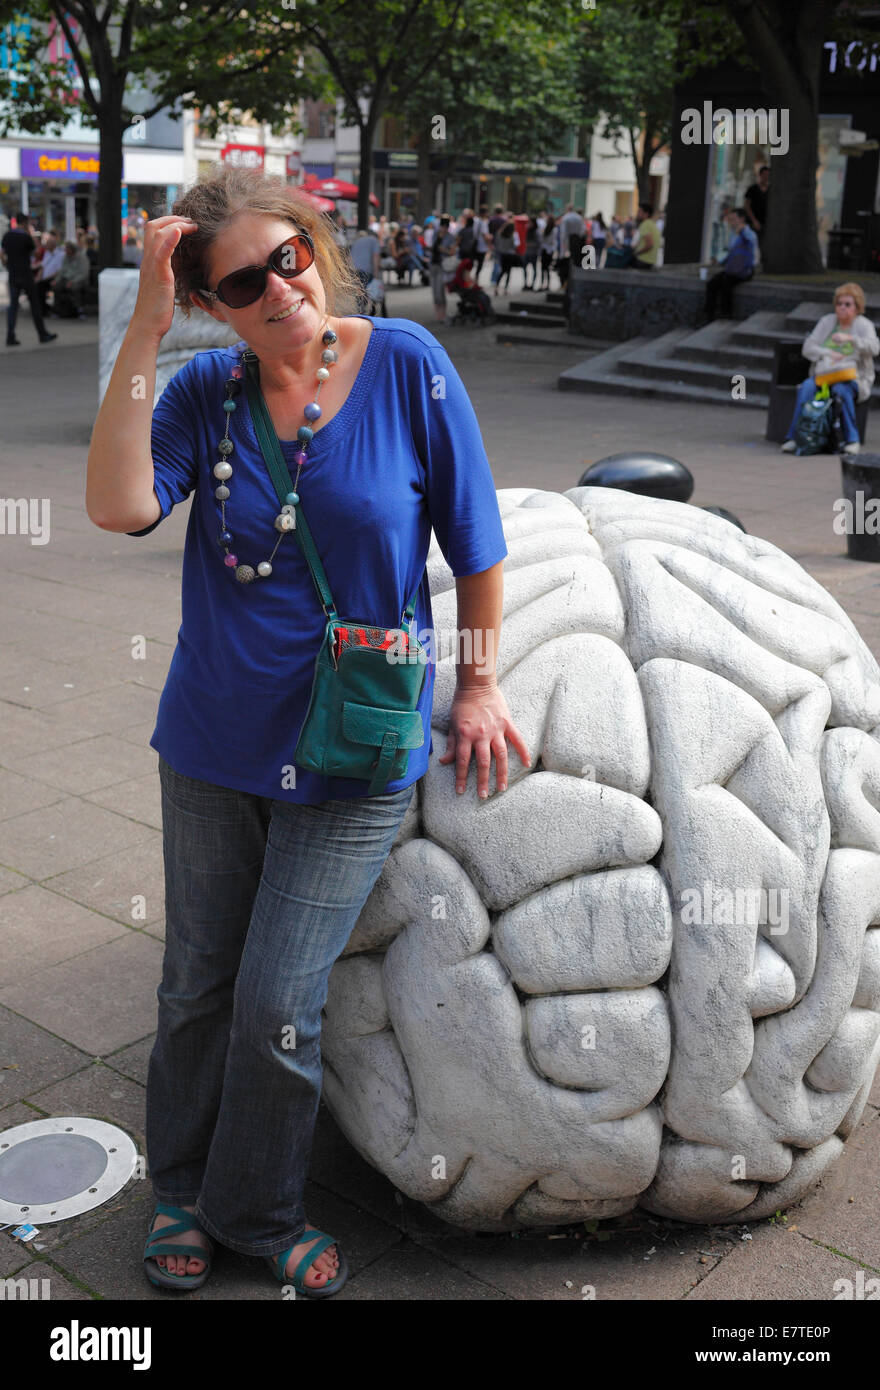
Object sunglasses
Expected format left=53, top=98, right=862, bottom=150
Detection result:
left=198, top=233, right=315, bottom=309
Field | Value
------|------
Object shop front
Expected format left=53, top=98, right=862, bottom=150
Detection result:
left=371, top=150, right=590, bottom=221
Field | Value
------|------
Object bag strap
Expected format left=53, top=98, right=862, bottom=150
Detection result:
left=242, top=351, right=421, bottom=625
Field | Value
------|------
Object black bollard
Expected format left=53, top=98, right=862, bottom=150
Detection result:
left=578, top=452, right=695, bottom=502
left=701, top=505, right=747, bottom=533
left=839, top=452, right=880, bottom=562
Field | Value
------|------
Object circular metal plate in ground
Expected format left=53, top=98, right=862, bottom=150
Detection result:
left=0, top=1117, right=138, bottom=1224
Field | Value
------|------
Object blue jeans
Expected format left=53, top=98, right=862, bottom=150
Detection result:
left=786, top=377, right=859, bottom=444
left=147, top=755, right=415, bottom=1257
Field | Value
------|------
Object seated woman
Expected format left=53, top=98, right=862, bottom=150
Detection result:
left=450, top=258, right=492, bottom=319
left=781, top=282, right=879, bottom=456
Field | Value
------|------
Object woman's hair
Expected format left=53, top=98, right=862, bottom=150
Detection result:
left=169, top=165, right=361, bottom=319
left=834, top=281, right=865, bottom=314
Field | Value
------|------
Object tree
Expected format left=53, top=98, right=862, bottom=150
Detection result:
left=631, top=0, right=878, bottom=273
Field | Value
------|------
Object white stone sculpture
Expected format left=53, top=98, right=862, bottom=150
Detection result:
left=98, top=269, right=238, bottom=405
left=321, top=487, right=880, bottom=1229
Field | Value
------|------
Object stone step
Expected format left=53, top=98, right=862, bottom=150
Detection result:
left=494, top=327, right=609, bottom=352
left=559, top=343, right=770, bottom=408
left=676, top=319, right=775, bottom=369
left=622, top=332, right=772, bottom=394
left=728, top=309, right=793, bottom=348
left=493, top=309, right=569, bottom=328
left=508, top=297, right=565, bottom=315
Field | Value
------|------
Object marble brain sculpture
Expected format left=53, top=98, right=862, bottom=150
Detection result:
left=321, top=486, right=880, bottom=1228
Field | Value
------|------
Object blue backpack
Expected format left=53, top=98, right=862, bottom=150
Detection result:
left=794, top=388, right=833, bottom=456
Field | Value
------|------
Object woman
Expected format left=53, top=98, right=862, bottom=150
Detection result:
left=522, top=217, right=540, bottom=290
left=781, top=282, right=879, bottom=455
left=85, top=166, right=529, bottom=1298
left=590, top=213, right=607, bottom=268
left=494, top=217, right=521, bottom=297
left=429, top=213, right=457, bottom=323
left=538, top=215, right=558, bottom=290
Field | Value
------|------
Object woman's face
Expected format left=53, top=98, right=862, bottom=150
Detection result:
left=198, top=213, right=328, bottom=355
left=835, top=294, right=857, bottom=326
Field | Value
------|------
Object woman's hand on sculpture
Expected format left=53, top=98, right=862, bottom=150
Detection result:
left=438, top=682, right=531, bottom=799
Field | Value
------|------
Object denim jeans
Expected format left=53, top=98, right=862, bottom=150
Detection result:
left=146, top=755, right=415, bottom=1257
left=785, top=376, right=859, bottom=444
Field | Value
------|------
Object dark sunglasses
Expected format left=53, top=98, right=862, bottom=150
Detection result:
left=198, top=233, right=315, bottom=309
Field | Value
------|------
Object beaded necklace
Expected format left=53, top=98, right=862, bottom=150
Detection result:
left=214, top=325, right=339, bottom=583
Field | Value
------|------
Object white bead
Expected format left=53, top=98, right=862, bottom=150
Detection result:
left=316, top=367, right=330, bottom=381
left=257, top=561, right=273, bottom=577
left=275, top=513, right=295, bottom=532
left=213, top=461, right=233, bottom=480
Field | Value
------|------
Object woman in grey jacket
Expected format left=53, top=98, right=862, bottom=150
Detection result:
left=781, top=282, right=879, bottom=454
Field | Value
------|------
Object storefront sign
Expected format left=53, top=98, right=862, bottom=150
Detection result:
left=20, top=148, right=100, bottom=181
left=220, top=143, right=265, bottom=169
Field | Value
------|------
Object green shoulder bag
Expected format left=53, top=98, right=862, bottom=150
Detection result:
left=243, top=351, right=428, bottom=795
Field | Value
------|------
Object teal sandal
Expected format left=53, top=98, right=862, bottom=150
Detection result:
left=143, top=1202, right=214, bottom=1291
left=265, top=1228, right=349, bottom=1298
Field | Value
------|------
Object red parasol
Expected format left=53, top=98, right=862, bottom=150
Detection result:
left=311, top=177, right=380, bottom=207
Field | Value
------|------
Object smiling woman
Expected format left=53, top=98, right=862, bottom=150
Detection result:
left=83, top=164, right=528, bottom=1302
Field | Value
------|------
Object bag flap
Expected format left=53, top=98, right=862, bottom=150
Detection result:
left=342, top=702, right=424, bottom=749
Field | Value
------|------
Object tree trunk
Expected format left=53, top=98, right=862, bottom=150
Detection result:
left=416, top=125, right=434, bottom=222
left=97, top=107, right=125, bottom=270
left=760, top=94, right=822, bottom=274
left=357, top=109, right=380, bottom=230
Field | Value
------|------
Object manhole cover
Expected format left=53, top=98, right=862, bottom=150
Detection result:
left=0, top=1117, right=138, bottom=1223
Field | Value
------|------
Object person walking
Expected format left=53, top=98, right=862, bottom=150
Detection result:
left=85, top=165, right=530, bottom=1299
left=522, top=217, right=540, bottom=289
left=472, top=205, right=491, bottom=280
left=493, top=217, right=521, bottom=296
left=538, top=215, right=559, bottom=289
left=556, top=204, right=585, bottom=287
left=1, top=211, right=57, bottom=345
left=589, top=213, right=607, bottom=268
left=349, top=225, right=386, bottom=317
left=429, top=213, right=458, bottom=322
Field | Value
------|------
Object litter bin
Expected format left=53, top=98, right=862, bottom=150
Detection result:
left=766, top=340, right=809, bottom=442
left=839, top=452, right=880, bottom=561
left=826, top=228, right=866, bottom=272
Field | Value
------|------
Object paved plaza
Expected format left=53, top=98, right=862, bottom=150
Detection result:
left=1, top=279, right=878, bottom=1302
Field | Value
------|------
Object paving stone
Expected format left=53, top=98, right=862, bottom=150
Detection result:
left=0, top=654, right=128, bottom=711
left=0, top=869, right=34, bottom=898
left=38, top=683, right=160, bottom=740
left=24, top=1057, right=146, bottom=1139
left=83, top=773, right=162, bottom=830
left=0, top=701, right=73, bottom=759
left=113, top=721, right=161, bottom=750
left=336, top=1234, right=509, bottom=1300
left=0, top=769, right=65, bottom=823
left=410, top=1215, right=727, bottom=1301
left=0, top=932, right=164, bottom=1054
left=0, top=796, right=156, bottom=880
left=3, top=1260, right=94, bottom=1300
left=783, top=1107, right=880, bottom=1272
left=43, top=833, right=164, bottom=926
left=6, top=734, right=158, bottom=796
left=104, top=1035, right=155, bottom=1088
left=0, top=884, right=128, bottom=988
left=685, top=1220, right=860, bottom=1299
left=0, top=1006, right=91, bottom=1108
left=3, top=612, right=125, bottom=666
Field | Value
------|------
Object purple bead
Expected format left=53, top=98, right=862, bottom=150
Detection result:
left=304, top=402, right=322, bottom=422
left=224, top=553, right=238, bottom=567
left=294, top=450, right=307, bottom=467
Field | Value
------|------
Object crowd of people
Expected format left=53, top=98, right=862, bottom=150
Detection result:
left=339, top=200, right=666, bottom=325
left=1, top=213, right=100, bottom=344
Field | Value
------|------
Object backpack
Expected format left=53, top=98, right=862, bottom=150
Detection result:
left=793, top=389, right=833, bottom=455
left=458, top=225, right=476, bottom=258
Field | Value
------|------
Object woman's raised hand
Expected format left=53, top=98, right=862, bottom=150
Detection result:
left=132, top=214, right=199, bottom=342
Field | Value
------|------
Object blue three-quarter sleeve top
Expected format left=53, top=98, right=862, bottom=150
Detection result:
left=127, top=315, right=509, bottom=803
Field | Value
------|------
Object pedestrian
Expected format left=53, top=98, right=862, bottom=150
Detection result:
left=53, top=240, right=90, bottom=317
left=1, top=210, right=57, bottom=345
left=630, top=201, right=661, bottom=270
left=35, top=230, right=65, bottom=314
left=556, top=203, right=585, bottom=286
left=744, top=165, right=770, bottom=248
left=449, top=257, right=493, bottom=320
left=122, top=231, right=143, bottom=267
left=85, top=165, right=529, bottom=1299
left=429, top=213, right=457, bottom=322
left=348, top=225, right=386, bottom=317
left=538, top=215, right=559, bottom=289
left=523, top=217, right=540, bottom=289
left=703, top=208, right=755, bottom=321
left=472, top=204, right=491, bottom=279
left=493, top=216, right=521, bottom=296
left=589, top=212, right=607, bottom=268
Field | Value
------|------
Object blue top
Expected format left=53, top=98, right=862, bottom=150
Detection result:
left=128, top=315, right=508, bottom=802
left=723, top=229, right=756, bottom=278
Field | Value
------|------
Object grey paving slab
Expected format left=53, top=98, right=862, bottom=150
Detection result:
left=1, top=611, right=125, bottom=665
left=0, top=1006, right=91, bottom=1108
left=2, top=1260, right=94, bottom=1301
left=0, top=795, right=156, bottom=880
left=0, top=868, right=29, bottom=897
left=0, top=769, right=64, bottom=823
left=38, top=683, right=160, bottom=740
left=783, top=1107, right=880, bottom=1272
left=0, top=931, right=164, bottom=1054
left=103, top=1034, right=155, bottom=1088
left=336, top=1235, right=509, bottom=1300
left=43, top=831, right=164, bottom=926
left=685, top=1221, right=861, bottom=1299
left=112, top=720, right=161, bottom=750
left=0, top=655, right=123, bottom=712
left=5, top=734, right=158, bottom=796
left=82, top=772, right=162, bottom=830
left=26, top=1058, right=147, bottom=1144
left=0, top=883, right=129, bottom=988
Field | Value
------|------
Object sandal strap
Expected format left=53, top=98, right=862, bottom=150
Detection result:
left=273, top=1230, right=338, bottom=1289
left=144, top=1240, right=210, bottom=1260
